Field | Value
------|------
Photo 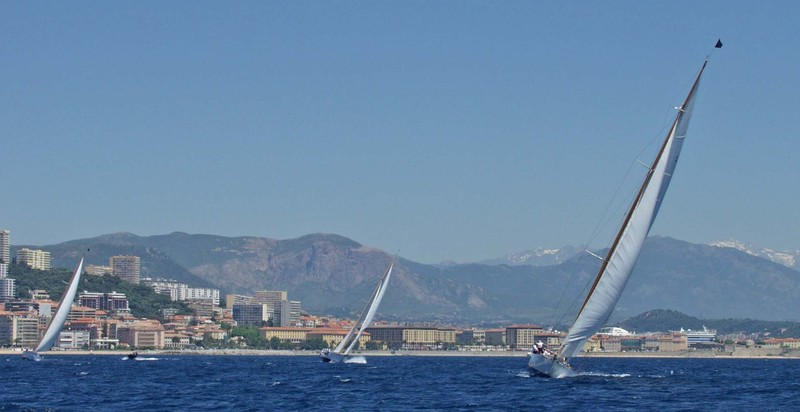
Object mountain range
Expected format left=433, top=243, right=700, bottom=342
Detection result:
left=481, top=240, right=800, bottom=271
left=477, top=245, right=581, bottom=267
left=13, top=232, right=800, bottom=324
left=707, top=239, right=800, bottom=271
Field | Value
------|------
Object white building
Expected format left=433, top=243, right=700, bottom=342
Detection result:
left=0, top=230, right=10, bottom=265
left=142, top=278, right=219, bottom=306
left=58, top=330, right=92, bottom=349
left=16, top=248, right=51, bottom=270
left=0, top=277, right=16, bottom=302
left=85, top=265, right=113, bottom=276
left=178, top=287, right=220, bottom=306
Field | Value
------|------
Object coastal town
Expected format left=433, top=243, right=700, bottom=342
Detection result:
left=2, top=230, right=799, bottom=358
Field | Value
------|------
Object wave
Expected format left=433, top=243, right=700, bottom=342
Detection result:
left=343, top=356, right=366, bottom=364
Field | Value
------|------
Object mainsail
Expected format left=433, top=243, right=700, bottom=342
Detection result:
left=35, top=257, right=85, bottom=353
left=334, top=259, right=394, bottom=355
left=558, top=61, right=708, bottom=361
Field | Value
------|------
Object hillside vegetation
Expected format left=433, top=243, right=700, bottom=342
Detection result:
left=620, top=309, right=800, bottom=337
left=8, top=263, right=190, bottom=320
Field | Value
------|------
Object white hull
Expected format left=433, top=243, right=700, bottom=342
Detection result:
left=528, top=353, right=576, bottom=378
left=22, top=350, right=41, bottom=362
left=320, top=351, right=348, bottom=364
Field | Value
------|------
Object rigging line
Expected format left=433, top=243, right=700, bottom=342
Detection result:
left=583, top=115, right=670, bottom=250
left=550, top=251, right=595, bottom=330
left=550, top=160, right=648, bottom=330
left=548, top=83, right=677, bottom=333
left=549, top=156, right=642, bottom=329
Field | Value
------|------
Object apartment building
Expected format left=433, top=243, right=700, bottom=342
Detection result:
left=505, top=324, right=545, bottom=350
left=16, top=248, right=51, bottom=270
left=0, top=230, right=10, bottom=264
left=110, top=255, right=140, bottom=284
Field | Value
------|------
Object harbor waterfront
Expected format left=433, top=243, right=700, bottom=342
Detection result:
left=3, top=354, right=800, bottom=410
left=3, top=347, right=800, bottom=358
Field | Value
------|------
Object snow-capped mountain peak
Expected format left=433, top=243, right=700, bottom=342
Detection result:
left=709, top=239, right=798, bottom=269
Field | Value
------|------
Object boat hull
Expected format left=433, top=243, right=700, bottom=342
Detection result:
left=528, top=353, right=576, bottom=378
left=320, top=351, right=348, bottom=364
left=22, top=351, right=41, bottom=362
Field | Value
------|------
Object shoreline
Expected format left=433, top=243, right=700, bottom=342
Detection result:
left=2, top=348, right=799, bottom=359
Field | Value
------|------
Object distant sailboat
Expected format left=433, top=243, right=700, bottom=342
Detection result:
left=23, top=257, right=85, bottom=361
left=529, top=48, right=717, bottom=378
left=320, top=259, right=394, bottom=363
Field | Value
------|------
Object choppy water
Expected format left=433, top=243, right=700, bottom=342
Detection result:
left=2, top=354, right=799, bottom=411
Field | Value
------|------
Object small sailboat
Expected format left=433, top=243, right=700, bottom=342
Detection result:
left=530, top=45, right=719, bottom=378
left=23, top=257, right=85, bottom=361
left=320, top=258, right=395, bottom=363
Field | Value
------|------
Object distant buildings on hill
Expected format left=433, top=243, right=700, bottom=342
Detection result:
left=229, top=291, right=303, bottom=327
left=16, top=248, right=51, bottom=270
left=142, top=278, right=220, bottom=306
left=110, top=255, right=140, bottom=284
left=0, top=230, right=14, bottom=303
left=0, top=230, right=10, bottom=265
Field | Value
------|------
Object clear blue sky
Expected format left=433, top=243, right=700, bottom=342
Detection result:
left=2, top=1, right=798, bottom=264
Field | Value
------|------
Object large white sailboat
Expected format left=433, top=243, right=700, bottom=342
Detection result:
left=530, top=44, right=720, bottom=378
left=23, top=257, right=85, bottom=361
left=320, top=259, right=394, bottom=363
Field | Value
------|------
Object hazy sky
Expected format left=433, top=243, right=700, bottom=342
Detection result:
left=1, top=2, right=798, bottom=264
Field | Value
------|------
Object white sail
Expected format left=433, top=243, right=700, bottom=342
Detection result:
left=344, top=262, right=394, bottom=354
left=558, top=61, right=707, bottom=361
left=34, top=257, right=85, bottom=353
left=329, top=259, right=394, bottom=356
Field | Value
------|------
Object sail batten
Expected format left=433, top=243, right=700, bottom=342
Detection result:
left=558, top=62, right=707, bottom=361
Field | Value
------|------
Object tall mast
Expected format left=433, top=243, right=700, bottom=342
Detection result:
left=574, top=61, right=708, bottom=321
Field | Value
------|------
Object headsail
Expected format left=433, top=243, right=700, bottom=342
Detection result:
left=35, top=257, right=85, bottom=353
left=332, top=259, right=395, bottom=355
left=558, top=61, right=708, bottom=361
left=344, top=261, right=394, bottom=354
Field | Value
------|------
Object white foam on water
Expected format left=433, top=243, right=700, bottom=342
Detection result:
left=343, top=356, right=367, bottom=364
left=579, top=371, right=632, bottom=378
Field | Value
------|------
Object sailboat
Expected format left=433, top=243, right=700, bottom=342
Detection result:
left=529, top=46, right=719, bottom=378
left=22, top=257, right=85, bottom=361
left=320, top=258, right=395, bottom=363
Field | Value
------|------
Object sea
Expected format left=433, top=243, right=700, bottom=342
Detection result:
left=2, top=354, right=799, bottom=411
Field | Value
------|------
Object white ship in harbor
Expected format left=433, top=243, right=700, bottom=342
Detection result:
left=680, top=326, right=717, bottom=345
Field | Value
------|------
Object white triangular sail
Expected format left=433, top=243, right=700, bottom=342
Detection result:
left=333, top=260, right=394, bottom=355
left=558, top=61, right=708, bottom=361
left=344, top=262, right=393, bottom=354
left=34, top=257, right=85, bottom=353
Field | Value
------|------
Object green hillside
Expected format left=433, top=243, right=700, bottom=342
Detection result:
left=620, top=309, right=800, bottom=337
left=8, top=263, right=191, bottom=320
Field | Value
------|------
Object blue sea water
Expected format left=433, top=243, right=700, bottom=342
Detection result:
left=2, top=354, right=799, bottom=411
